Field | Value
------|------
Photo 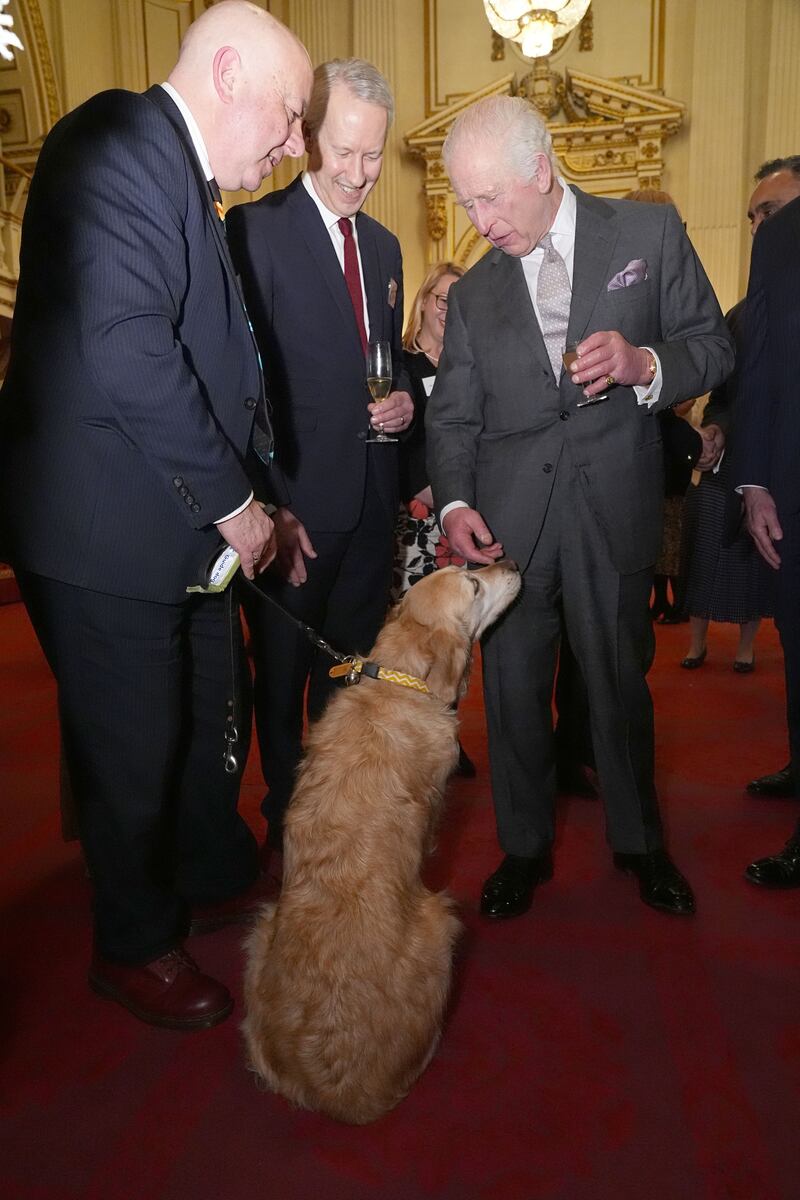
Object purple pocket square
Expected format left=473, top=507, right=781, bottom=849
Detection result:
left=607, top=259, right=648, bottom=291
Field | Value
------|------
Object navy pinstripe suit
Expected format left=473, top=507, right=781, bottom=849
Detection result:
left=0, top=87, right=266, bottom=962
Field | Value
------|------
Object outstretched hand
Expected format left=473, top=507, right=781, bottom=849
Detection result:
left=442, top=507, right=503, bottom=565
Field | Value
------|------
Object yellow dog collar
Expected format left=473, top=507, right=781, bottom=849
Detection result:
left=329, top=656, right=430, bottom=695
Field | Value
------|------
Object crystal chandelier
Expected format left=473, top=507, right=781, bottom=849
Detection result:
left=484, top=0, right=591, bottom=59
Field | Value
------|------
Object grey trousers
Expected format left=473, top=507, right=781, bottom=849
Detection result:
left=481, top=456, right=662, bottom=858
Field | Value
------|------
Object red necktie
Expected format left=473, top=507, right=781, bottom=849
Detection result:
left=338, top=216, right=368, bottom=355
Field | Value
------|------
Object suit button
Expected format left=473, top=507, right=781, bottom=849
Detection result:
left=180, top=486, right=188, bottom=497
left=244, top=397, right=257, bottom=410
left=559, top=410, right=569, bottom=421
left=357, top=430, right=367, bottom=440
left=173, top=476, right=183, bottom=487
left=191, top=503, right=201, bottom=514
left=543, top=462, right=553, bottom=473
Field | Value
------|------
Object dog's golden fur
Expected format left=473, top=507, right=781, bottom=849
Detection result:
left=242, top=561, right=521, bottom=1124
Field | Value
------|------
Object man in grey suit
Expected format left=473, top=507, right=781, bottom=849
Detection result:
left=427, top=97, right=734, bottom=918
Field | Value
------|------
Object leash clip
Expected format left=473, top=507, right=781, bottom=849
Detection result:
left=223, top=711, right=239, bottom=774
left=328, top=656, right=362, bottom=686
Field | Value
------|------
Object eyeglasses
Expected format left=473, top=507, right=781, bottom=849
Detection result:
left=431, top=293, right=449, bottom=311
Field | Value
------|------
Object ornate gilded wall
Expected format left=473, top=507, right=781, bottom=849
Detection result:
left=7, top=0, right=800, bottom=315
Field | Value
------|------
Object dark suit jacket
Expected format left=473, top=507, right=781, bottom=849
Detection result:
left=227, top=175, right=410, bottom=532
left=734, top=195, right=800, bottom=520
left=399, top=349, right=436, bottom=501
left=427, top=188, right=734, bottom=575
left=0, top=87, right=267, bottom=603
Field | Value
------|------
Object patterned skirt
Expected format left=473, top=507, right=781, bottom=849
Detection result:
left=391, top=500, right=465, bottom=602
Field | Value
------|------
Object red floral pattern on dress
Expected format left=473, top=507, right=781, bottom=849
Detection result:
left=435, top=531, right=465, bottom=570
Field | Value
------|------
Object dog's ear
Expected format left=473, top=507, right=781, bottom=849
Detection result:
left=417, top=625, right=472, bottom=704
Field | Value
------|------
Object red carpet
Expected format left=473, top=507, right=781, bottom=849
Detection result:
left=1, top=601, right=799, bottom=1200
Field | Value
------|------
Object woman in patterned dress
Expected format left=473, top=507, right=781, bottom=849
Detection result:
left=391, top=261, right=475, bottom=776
left=391, top=261, right=464, bottom=598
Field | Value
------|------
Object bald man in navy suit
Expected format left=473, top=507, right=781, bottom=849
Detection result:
left=0, top=2, right=312, bottom=1029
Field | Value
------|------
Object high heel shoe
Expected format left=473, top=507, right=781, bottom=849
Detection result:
left=733, top=656, right=755, bottom=674
left=680, top=647, right=707, bottom=669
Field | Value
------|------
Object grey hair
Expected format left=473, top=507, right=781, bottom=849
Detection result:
left=304, top=58, right=394, bottom=140
left=443, top=95, right=556, bottom=183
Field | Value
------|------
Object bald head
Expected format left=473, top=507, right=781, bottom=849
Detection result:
left=168, top=1, right=312, bottom=192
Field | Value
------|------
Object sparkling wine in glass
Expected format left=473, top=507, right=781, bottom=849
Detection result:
left=366, top=340, right=396, bottom=443
left=563, top=340, right=608, bottom=407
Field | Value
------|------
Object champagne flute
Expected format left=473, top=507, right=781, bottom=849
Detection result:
left=563, top=340, right=608, bottom=407
left=365, top=340, right=397, bottom=444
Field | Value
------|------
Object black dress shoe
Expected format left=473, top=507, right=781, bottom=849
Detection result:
left=480, top=853, right=553, bottom=919
left=613, top=850, right=696, bottom=915
left=680, top=648, right=707, bottom=669
left=746, top=764, right=796, bottom=798
left=733, top=656, right=755, bottom=674
left=744, top=837, right=800, bottom=888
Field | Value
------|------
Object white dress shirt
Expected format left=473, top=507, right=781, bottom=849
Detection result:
left=302, top=172, right=371, bottom=340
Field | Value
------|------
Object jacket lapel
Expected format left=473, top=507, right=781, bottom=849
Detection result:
left=144, top=86, right=268, bottom=448
left=489, top=250, right=552, bottom=384
left=289, top=181, right=365, bottom=359
left=355, top=215, right=384, bottom=346
left=145, top=86, right=239, bottom=289
left=567, top=188, right=619, bottom=344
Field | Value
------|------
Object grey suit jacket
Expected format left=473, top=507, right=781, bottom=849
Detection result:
left=426, top=188, right=734, bottom=575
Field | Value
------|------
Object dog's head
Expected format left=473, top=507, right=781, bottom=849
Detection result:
left=374, top=561, right=521, bottom=703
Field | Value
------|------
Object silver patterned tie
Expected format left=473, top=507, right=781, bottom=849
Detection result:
left=536, top=232, right=572, bottom=381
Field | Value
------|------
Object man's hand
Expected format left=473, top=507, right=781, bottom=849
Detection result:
left=368, top=388, right=413, bottom=436
left=696, top=423, right=725, bottom=472
left=743, top=486, right=783, bottom=569
left=569, top=331, right=653, bottom=398
left=442, top=506, right=503, bottom=565
left=272, top=506, right=317, bottom=587
left=216, top=501, right=276, bottom=579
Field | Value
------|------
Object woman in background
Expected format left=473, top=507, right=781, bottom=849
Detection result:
left=392, top=261, right=464, bottom=597
left=392, top=261, right=475, bottom=776
left=680, top=300, right=775, bottom=671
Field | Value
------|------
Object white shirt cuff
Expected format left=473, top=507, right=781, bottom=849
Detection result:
left=633, top=347, right=662, bottom=408
left=214, top=492, right=253, bottom=525
left=439, top=499, right=469, bottom=526
left=735, top=484, right=766, bottom=495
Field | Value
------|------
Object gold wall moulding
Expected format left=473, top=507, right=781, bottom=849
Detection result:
left=405, top=69, right=684, bottom=266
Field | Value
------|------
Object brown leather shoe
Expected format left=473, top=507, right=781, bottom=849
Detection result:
left=188, top=872, right=280, bottom=936
left=89, top=947, right=233, bottom=1030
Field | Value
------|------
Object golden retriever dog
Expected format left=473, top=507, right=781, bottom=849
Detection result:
left=242, top=560, right=521, bottom=1125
